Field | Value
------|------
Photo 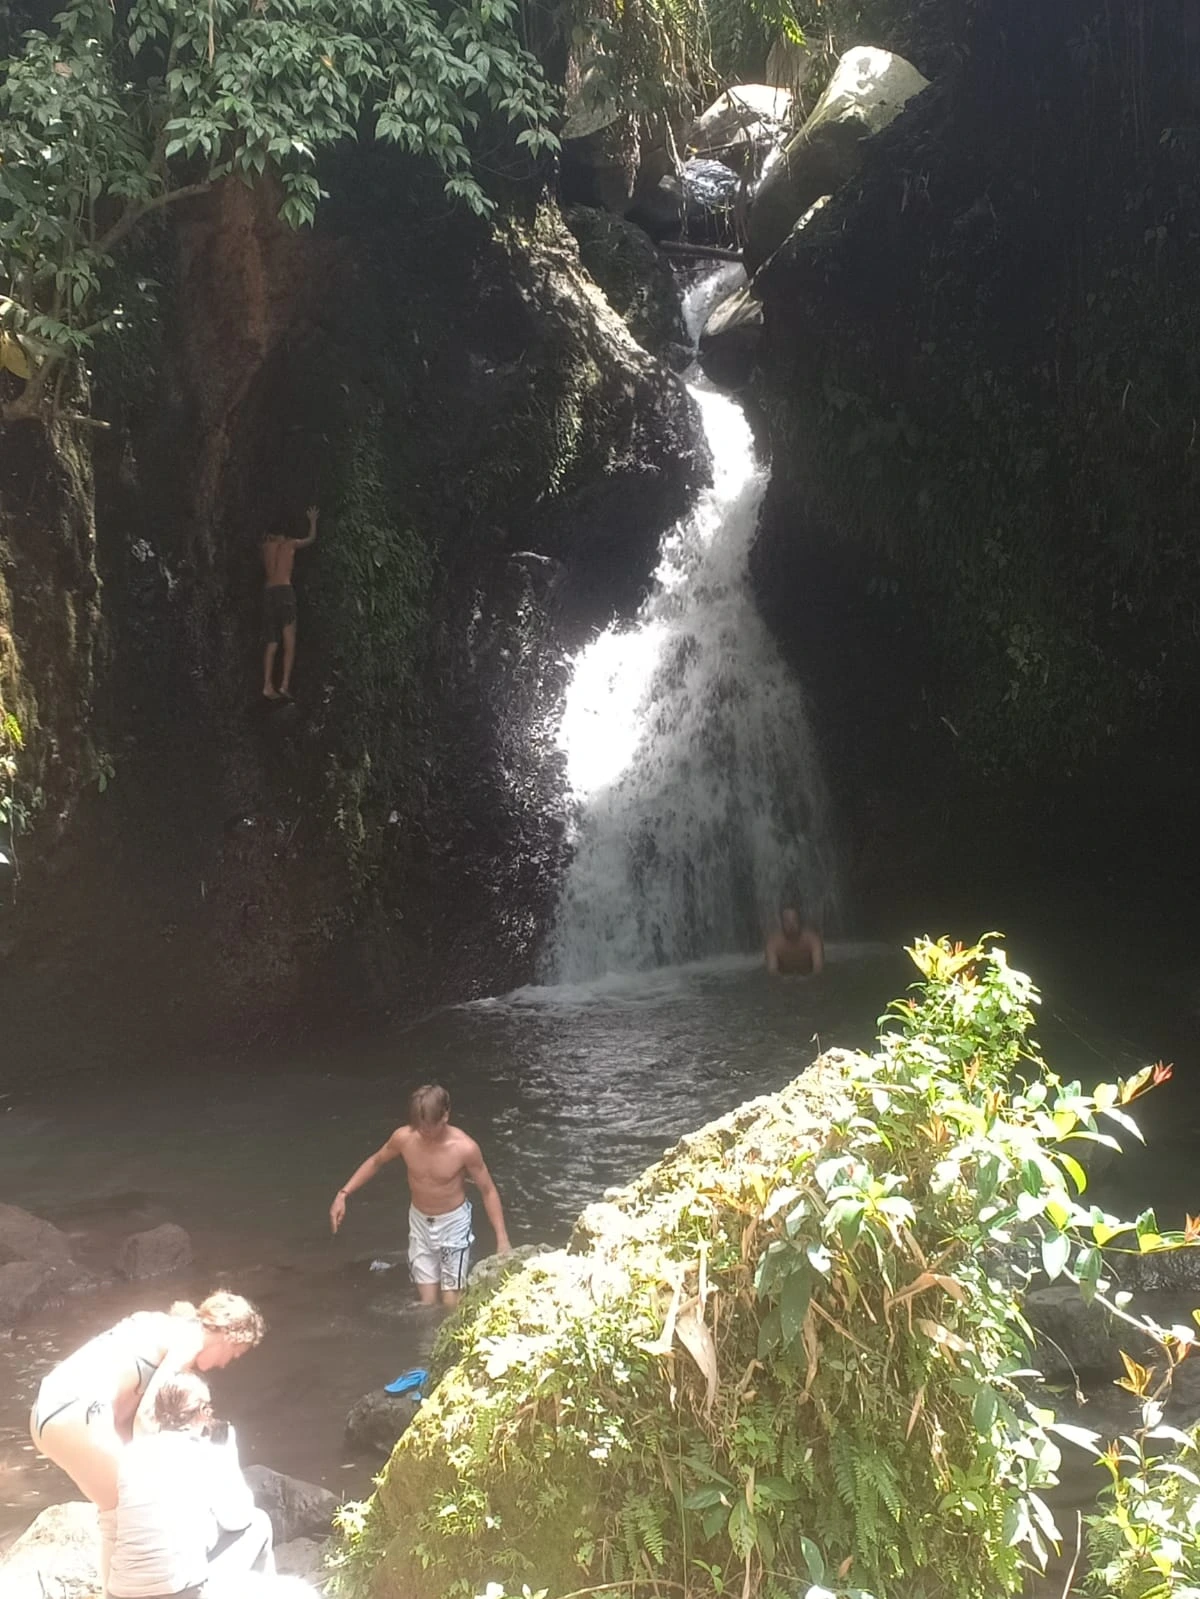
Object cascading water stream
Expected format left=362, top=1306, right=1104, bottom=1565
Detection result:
left=545, top=268, right=839, bottom=981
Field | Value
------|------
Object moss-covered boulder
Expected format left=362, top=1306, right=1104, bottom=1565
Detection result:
left=335, top=1057, right=862, bottom=1599
left=335, top=940, right=1131, bottom=1599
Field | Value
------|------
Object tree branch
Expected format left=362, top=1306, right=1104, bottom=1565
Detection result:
left=97, top=180, right=213, bottom=257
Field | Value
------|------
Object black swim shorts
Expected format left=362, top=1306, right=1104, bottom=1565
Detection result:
left=262, top=583, right=297, bottom=644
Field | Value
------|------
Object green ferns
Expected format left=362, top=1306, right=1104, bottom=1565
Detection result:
left=329, top=937, right=1195, bottom=1599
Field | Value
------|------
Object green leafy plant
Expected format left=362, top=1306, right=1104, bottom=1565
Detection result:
left=1081, top=1333, right=1200, bottom=1598
left=0, top=0, right=560, bottom=417
left=329, top=936, right=1195, bottom=1599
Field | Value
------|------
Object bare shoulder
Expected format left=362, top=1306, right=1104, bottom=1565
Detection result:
left=385, top=1125, right=412, bottom=1152
left=451, top=1126, right=484, bottom=1163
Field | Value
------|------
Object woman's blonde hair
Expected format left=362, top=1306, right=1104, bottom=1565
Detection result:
left=170, top=1290, right=265, bottom=1347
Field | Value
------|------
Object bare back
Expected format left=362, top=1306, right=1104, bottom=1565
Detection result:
left=261, top=539, right=299, bottom=587
left=43, top=1310, right=202, bottom=1433
left=389, top=1124, right=481, bottom=1215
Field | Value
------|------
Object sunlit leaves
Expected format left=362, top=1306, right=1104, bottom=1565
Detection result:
left=0, top=0, right=561, bottom=385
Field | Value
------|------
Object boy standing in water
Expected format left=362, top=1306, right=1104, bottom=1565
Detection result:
left=261, top=504, right=318, bottom=701
left=329, top=1084, right=511, bottom=1307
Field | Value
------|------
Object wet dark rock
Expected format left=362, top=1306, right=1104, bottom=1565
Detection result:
left=0, top=1258, right=92, bottom=1332
left=345, top=1389, right=421, bottom=1456
left=627, top=160, right=743, bottom=247
left=244, top=1465, right=338, bottom=1544
left=563, top=206, right=686, bottom=357
left=0, top=1501, right=100, bottom=1598
left=0, top=1202, right=74, bottom=1265
left=698, top=282, right=762, bottom=389
left=1024, top=1285, right=1159, bottom=1381
left=116, top=1222, right=193, bottom=1280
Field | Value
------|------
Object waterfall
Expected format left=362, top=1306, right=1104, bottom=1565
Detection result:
left=544, top=268, right=838, bottom=981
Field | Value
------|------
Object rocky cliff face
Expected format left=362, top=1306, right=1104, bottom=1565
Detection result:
left=746, top=0, right=1200, bottom=912
left=0, top=159, right=701, bottom=1058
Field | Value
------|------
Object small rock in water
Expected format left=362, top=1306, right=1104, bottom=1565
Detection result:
left=244, top=1465, right=338, bottom=1544
left=116, top=1222, right=192, bottom=1280
left=369, top=1258, right=395, bottom=1272
left=0, top=1258, right=93, bottom=1333
left=345, top=1389, right=421, bottom=1455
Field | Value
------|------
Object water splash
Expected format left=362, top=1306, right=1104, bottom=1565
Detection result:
left=544, top=271, right=838, bottom=981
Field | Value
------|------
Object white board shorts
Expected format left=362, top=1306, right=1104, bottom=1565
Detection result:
left=408, top=1200, right=474, bottom=1290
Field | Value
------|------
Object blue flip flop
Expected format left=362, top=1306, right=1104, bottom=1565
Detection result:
left=384, top=1367, right=428, bottom=1396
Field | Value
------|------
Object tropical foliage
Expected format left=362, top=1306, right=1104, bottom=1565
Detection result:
left=0, top=0, right=559, bottom=414
left=329, top=937, right=1195, bottom=1599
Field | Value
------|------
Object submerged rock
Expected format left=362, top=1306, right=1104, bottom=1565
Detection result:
left=0, top=1502, right=99, bottom=1599
left=344, top=1389, right=422, bottom=1456
left=0, top=1258, right=92, bottom=1332
left=0, top=1202, right=73, bottom=1265
left=244, top=1465, right=338, bottom=1544
left=746, top=47, right=930, bottom=272
left=116, top=1222, right=193, bottom=1280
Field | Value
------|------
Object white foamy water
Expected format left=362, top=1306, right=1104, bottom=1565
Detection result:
left=545, top=271, right=838, bottom=981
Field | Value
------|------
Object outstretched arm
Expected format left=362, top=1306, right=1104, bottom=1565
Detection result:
left=294, top=504, right=319, bottom=549
left=465, top=1144, right=511, bottom=1254
left=808, top=932, right=825, bottom=977
left=330, top=1130, right=402, bottom=1233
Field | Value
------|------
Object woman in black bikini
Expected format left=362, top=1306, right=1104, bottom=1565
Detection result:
left=30, top=1290, right=264, bottom=1587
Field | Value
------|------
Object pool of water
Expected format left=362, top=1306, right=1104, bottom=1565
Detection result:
left=1, top=933, right=1194, bottom=1549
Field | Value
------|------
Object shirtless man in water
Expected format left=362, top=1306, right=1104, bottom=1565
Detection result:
left=764, top=905, right=824, bottom=977
left=329, top=1084, right=511, bottom=1306
left=261, top=504, right=318, bottom=700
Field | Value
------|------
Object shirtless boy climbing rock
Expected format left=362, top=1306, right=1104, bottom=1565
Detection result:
left=261, top=504, right=318, bottom=701
left=329, top=1084, right=511, bottom=1307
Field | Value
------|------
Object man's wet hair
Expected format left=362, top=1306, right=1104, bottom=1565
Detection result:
left=410, top=1083, right=451, bottom=1128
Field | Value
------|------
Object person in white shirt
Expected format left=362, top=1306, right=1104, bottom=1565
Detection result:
left=106, top=1373, right=274, bottom=1598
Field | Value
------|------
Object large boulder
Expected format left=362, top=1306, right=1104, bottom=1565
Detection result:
left=698, top=280, right=762, bottom=389
left=0, top=1201, right=73, bottom=1264
left=686, top=84, right=794, bottom=172
left=244, top=1465, right=338, bottom=1544
left=115, top=1222, right=193, bottom=1280
left=563, top=206, right=687, bottom=359
left=0, top=1502, right=100, bottom=1599
left=344, top=1390, right=422, bottom=1456
left=746, top=47, right=930, bottom=272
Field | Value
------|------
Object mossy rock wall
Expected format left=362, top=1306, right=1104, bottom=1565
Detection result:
left=3, top=164, right=701, bottom=1050
left=0, top=415, right=102, bottom=846
left=747, top=0, right=1200, bottom=904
